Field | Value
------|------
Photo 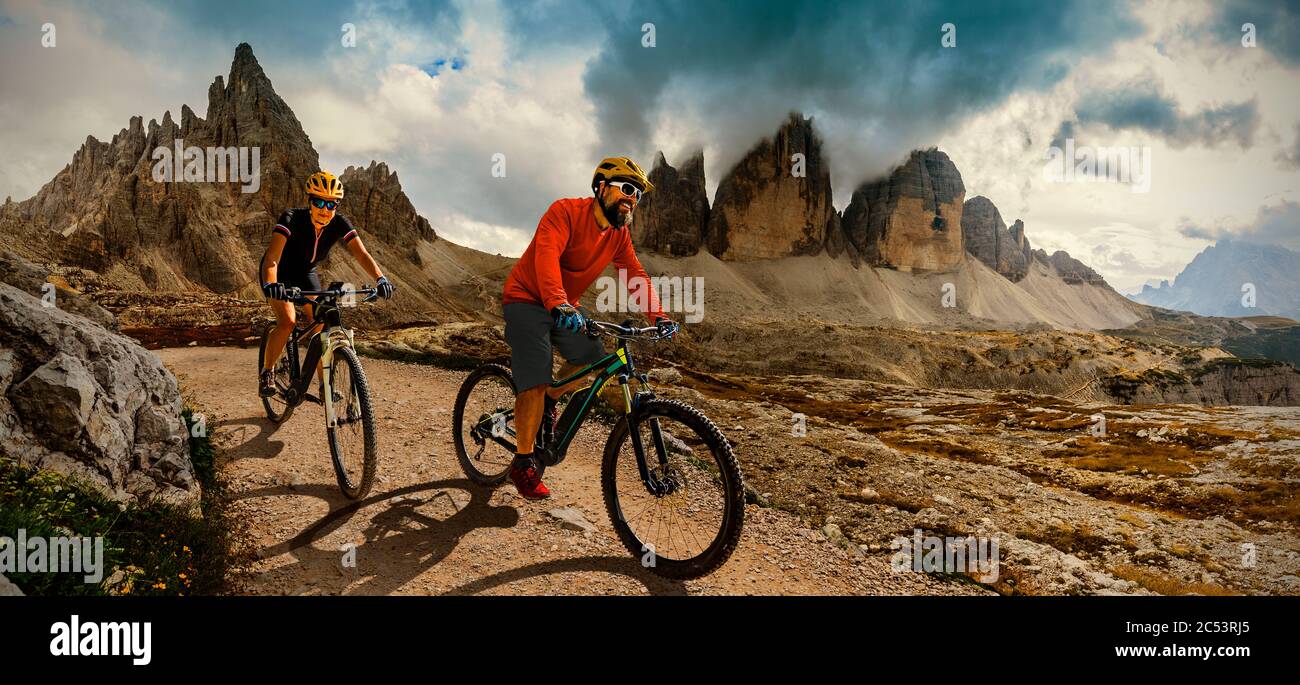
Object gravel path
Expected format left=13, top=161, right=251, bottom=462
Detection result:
left=158, top=346, right=987, bottom=596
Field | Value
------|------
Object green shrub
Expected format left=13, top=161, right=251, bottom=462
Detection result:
left=0, top=407, right=232, bottom=596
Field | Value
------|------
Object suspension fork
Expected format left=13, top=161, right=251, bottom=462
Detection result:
left=320, top=327, right=349, bottom=428
left=623, top=374, right=671, bottom=494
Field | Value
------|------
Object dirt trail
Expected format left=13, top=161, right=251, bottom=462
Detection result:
left=158, top=346, right=984, bottom=596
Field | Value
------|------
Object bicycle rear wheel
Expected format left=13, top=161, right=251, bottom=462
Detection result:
left=452, top=363, right=521, bottom=485
left=326, top=346, right=377, bottom=500
left=258, top=322, right=295, bottom=424
left=602, top=398, right=745, bottom=579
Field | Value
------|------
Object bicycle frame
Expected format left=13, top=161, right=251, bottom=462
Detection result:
left=276, top=293, right=361, bottom=427
left=473, top=323, right=682, bottom=494
left=477, top=335, right=652, bottom=464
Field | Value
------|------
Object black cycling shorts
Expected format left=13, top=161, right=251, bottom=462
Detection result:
left=503, top=302, right=606, bottom=391
left=279, top=269, right=321, bottom=293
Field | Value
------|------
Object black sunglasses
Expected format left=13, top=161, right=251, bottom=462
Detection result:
left=604, top=181, right=642, bottom=201
left=310, top=197, right=338, bottom=210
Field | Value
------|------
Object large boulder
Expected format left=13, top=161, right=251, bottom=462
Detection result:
left=0, top=250, right=116, bottom=328
left=838, top=149, right=966, bottom=272
left=705, top=113, right=833, bottom=260
left=961, top=196, right=1029, bottom=281
left=0, top=283, right=196, bottom=506
left=632, top=151, right=709, bottom=256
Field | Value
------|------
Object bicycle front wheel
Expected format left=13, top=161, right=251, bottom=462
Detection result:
left=602, top=399, right=745, bottom=579
left=326, top=346, right=377, bottom=500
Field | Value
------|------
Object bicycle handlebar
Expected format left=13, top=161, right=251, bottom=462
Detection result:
left=286, top=286, right=379, bottom=305
left=585, top=319, right=672, bottom=341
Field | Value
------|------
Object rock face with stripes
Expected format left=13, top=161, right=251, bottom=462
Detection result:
left=836, top=149, right=966, bottom=272
left=705, top=113, right=834, bottom=260
left=962, top=195, right=1029, bottom=281
left=632, top=151, right=709, bottom=256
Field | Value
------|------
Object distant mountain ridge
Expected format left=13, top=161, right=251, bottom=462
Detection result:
left=636, top=114, right=1112, bottom=287
left=1128, top=239, right=1300, bottom=321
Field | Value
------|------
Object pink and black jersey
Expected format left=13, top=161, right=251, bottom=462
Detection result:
left=270, top=208, right=359, bottom=277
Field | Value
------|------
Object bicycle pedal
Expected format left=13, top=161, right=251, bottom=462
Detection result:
left=536, top=446, right=559, bottom=467
left=304, top=392, right=322, bottom=405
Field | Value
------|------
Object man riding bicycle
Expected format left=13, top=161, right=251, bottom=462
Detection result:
left=259, top=171, right=396, bottom=397
left=502, top=156, right=679, bottom=500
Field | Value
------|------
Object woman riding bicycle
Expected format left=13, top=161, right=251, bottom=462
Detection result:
left=259, top=171, right=395, bottom=397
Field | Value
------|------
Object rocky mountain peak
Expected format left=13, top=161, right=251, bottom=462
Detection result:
left=633, top=150, right=709, bottom=256
left=339, top=161, right=436, bottom=252
left=962, top=195, right=1029, bottom=281
left=836, top=148, right=966, bottom=271
left=0, top=44, right=435, bottom=307
left=1039, top=249, right=1107, bottom=286
left=229, top=42, right=273, bottom=92
left=705, top=112, right=833, bottom=260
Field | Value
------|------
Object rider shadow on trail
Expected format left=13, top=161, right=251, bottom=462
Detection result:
left=235, top=479, right=689, bottom=596
left=235, top=479, right=511, bottom=595
left=210, top=414, right=288, bottom=462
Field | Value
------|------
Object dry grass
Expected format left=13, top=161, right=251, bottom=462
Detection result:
left=1018, top=522, right=1137, bottom=556
left=1229, top=456, right=1300, bottom=480
left=1109, top=564, right=1240, bottom=596
left=1116, top=510, right=1150, bottom=528
left=1050, top=436, right=1206, bottom=476
left=878, top=436, right=996, bottom=465
left=677, top=368, right=906, bottom=433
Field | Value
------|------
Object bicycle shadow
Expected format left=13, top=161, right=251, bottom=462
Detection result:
left=438, top=555, right=687, bottom=596
left=234, top=479, right=513, bottom=595
left=233, top=479, right=688, bottom=596
left=210, top=414, right=287, bottom=462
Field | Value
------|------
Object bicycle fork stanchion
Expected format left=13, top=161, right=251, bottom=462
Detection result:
left=321, top=343, right=336, bottom=429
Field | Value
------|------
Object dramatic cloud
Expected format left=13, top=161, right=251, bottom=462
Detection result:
left=1279, top=122, right=1300, bottom=169
left=1178, top=200, right=1300, bottom=250
left=581, top=0, right=1140, bottom=190
left=1070, top=78, right=1259, bottom=149
left=1217, top=0, right=1300, bottom=67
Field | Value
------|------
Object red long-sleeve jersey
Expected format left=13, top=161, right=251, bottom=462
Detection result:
left=503, top=196, right=664, bottom=321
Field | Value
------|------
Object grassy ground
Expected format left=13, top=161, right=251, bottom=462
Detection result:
left=0, top=408, right=233, bottom=596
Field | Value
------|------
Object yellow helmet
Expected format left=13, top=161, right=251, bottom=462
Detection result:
left=305, top=171, right=344, bottom=200
left=592, top=157, right=654, bottom=194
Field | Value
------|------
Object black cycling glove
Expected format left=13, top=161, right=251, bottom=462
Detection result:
left=262, top=282, right=288, bottom=301
left=376, top=276, right=395, bottom=299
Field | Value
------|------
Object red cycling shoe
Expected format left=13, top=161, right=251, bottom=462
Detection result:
left=509, top=456, right=551, bottom=500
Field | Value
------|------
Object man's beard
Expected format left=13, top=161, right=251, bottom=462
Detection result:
left=601, top=197, right=633, bottom=228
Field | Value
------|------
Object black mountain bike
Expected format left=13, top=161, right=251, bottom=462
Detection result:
left=258, top=282, right=379, bottom=500
left=452, top=319, right=745, bottom=579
